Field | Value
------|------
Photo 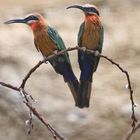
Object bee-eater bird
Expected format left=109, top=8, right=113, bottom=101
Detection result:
left=4, top=13, right=79, bottom=104
left=67, top=4, right=104, bottom=108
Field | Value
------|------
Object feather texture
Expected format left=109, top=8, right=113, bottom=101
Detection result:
left=76, top=14, right=104, bottom=108
left=34, top=24, right=79, bottom=103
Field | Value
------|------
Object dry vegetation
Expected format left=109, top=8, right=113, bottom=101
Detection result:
left=0, top=0, right=140, bottom=140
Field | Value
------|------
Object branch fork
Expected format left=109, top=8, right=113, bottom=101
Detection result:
left=0, top=46, right=138, bottom=140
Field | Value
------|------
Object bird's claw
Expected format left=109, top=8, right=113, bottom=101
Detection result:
left=94, top=50, right=100, bottom=56
left=43, top=57, right=48, bottom=63
left=53, top=50, right=58, bottom=55
left=81, top=46, right=86, bottom=52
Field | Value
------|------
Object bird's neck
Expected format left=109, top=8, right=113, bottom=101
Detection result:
left=85, top=14, right=101, bottom=28
left=30, top=21, right=47, bottom=32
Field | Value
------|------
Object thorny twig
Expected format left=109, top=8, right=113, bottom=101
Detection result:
left=99, top=54, right=137, bottom=128
left=25, top=109, right=34, bottom=135
left=0, top=46, right=139, bottom=140
left=24, top=101, right=64, bottom=140
left=0, top=82, right=64, bottom=140
left=125, top=122, right=140, bottom=140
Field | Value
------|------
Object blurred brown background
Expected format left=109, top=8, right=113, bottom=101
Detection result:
left=0, top=0, right=140, bottom=140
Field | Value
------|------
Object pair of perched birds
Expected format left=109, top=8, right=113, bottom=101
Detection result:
left=4, top=4, right=104, bottom=108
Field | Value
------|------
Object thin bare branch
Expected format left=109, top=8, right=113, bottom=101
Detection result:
left=20, top=46, right=79, bottom=89
left=99, top=54, right=137, bottom=128
left=125, top=122, right=140, bottom=140
left=20, top=60, right=44, bottom=89
left=24, top=101, right=64, bottom=140
left=74, top=47, right=137, bottom=128
left=0, top=83, right=65, bottom=140
left=0, top=82, right=19, bottom=91
left=0, top=46, right=138, bottom=140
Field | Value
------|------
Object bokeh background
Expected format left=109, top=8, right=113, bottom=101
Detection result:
left=0, top=0, right=140, bottom=140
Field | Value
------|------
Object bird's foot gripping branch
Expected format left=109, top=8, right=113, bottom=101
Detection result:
left=0, top=46, right=139, bottom=140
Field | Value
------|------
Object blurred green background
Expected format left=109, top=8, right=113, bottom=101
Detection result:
left=0, top=0, right=140, bottom=140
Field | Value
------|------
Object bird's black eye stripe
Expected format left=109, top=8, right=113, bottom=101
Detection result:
left=25, top=15, right=39, bottom=21
left=87, top=8, right=99, bottom=16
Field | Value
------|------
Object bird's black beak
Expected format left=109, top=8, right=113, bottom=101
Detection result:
left=4, top=18, right=26, bottom=24
left=66, top=5, right=86, bottom=12
left=67, top=4, right=100, bottom=16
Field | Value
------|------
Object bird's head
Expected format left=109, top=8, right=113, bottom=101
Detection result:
left=4, top=13, right=46, bottom=31
left=67, top=4, right=99, bottom=16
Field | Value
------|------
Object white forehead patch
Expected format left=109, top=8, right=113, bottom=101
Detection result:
left=85, top=4, right=93, bottom=7
left=25, top=13, right=40, bottom=18
left=88, top=12, right=98, bottom=15
left=85, top=4, right=97, bottom=9
left=27, top=20, right=38, bottom=24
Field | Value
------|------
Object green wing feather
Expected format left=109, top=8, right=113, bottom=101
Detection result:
left=93, top=25, right=104, bottom=71
left=48, top=26, right=70, bottom=63
left=77, top=22, right=85, bottom=71
left=98, top=25, right=104, bottom=53
left=78, top=22, right=84, bottom=47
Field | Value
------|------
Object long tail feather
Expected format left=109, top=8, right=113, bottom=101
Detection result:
left=67, top=80, right=79, bottom=104
left=49, top=58, right=79, bottom=105
left=76, top=81, right=92, bottom=108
